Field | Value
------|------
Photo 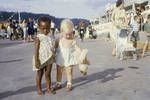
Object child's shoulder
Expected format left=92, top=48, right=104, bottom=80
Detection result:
left=60, top=38, right=77, bottom=46
left=37, top=33, right=50, bottom=39
left=36, top=33, right=43, bottom=37
left=36, top=33, right=42, bottom=40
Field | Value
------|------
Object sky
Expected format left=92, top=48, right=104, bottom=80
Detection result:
left=0, top=0, right=116, bottom=19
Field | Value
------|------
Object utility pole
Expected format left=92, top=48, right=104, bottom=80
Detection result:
left=18, top=11, right=21, bottom=24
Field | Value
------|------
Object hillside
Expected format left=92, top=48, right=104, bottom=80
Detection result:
left=0, top=11, right=90, bottom=27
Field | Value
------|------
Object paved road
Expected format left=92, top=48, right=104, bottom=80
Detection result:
left=0, top=39, right=150, bottom=100
left=0, top=40, right=24, bottom=48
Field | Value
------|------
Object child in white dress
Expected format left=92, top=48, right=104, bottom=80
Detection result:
left=54, top=19, right=88, bottom=91
left=33, top=16, right=56, bottom=95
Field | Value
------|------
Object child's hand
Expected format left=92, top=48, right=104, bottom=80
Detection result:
left=79, top=49, right=88, bottom=63
left=35, top=60, right=40, bottom=69
left=80, top=57, right=90, bottom=65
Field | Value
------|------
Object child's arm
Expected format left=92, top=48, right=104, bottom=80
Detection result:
left=34, top=37, right=40, bottom=69
left=74, top=40, right=82, bottom=52
left=55, top=38, right=59, bottom=49
left=111, top=9, right=116, bottom=26
left=74, top=40, right=89, bottom=64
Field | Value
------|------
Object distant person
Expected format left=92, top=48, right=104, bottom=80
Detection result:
left=135, top=7, right=144, bottom=31
left=51, top=21, right=55, bottom=35
left=21, top=20, right=27, bottom=42
left=13, top=20, right=19, bottom=40
left=32, top=16, right=56, bottom=95
left=111, top=0, right=129, bottom=60
left=142, top=14, right=150, bottom=57
left=7, top=24, right=12, bottom=39
left=141, top=5, right=150, bottom=23
left=1, top=23, right=6, bottom=39
left=88, top=24, right=93, bottom=39
left=27, top=18, right=34, bottom=42
left=34, top=21, right=38, bottom=35
left=130, top=15, right=140, bottom=60
left=88, top=23, right=97, bottom=39
left=79, top=20, right=85, bottom=41
left=130, top=15, right=140, bottom=48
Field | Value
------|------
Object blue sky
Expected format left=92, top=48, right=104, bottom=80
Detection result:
left=0, top=0, right=116, bottom=19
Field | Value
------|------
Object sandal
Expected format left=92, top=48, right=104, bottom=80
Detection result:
left=46, top=88, right=56, bottom=95
left=66, top=84, right=73, bottom=92
left=53, top=84, right=62, bottom=91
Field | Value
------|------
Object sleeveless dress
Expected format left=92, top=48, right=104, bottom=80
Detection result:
left=56, top=39, right=79, bottom=67
left=112, top=8, right=135, bottom=58
left=111, top=8, right=127, bottom=42
left=32, top=33, right=54, bottom=71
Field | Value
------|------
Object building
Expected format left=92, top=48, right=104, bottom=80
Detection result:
left=124, top=0, right=149, bottom=11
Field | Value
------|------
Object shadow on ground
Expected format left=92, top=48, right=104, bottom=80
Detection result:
left=0, top=42, right=23, bottom=48
left=0, top=59, right=23, bottom=63
left=128, top=66, right=139, bottom=69
left=73, top=68, right=124, bottom=88
left=0, top=68, right=124, bottom=99
left=0, top=84, right=45, bottom=99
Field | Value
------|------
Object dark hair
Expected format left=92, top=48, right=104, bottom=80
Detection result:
left=116, top=0, right=124, bottom=7
left=141, top=6, right=145, bottom=11
left=38, top=16, right=51, bottom=26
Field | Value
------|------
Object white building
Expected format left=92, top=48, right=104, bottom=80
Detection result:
left=124, top=0, right=149, bottom=11
left=124, top=0, right=149, bottom=6
left=89, top=0, right=150, bottom=36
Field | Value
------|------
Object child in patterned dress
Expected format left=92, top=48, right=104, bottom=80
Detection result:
left=33, top=16, right=56, bottom=95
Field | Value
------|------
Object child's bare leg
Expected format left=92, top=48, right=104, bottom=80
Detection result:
left=36, top=69, right=44, bottom=95
left=142, top=40, right=148, bottom=57
left=45, top=64, right=56, bottom=94
left=112, top=44, right=116, bottom=56
left=66, top=66, right=73, bottom=91
left=54, top=65, right=63, bottom=90
left=57, top=65, right=63, bottom=84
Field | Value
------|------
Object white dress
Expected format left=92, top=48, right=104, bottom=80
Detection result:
left=112, top=8, right=135, bottom=58
left=33, top=33, right=54, bottom=71
left=111, top=8, right=127, bottom=42
left=56, top=39, right=79, bottom=67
